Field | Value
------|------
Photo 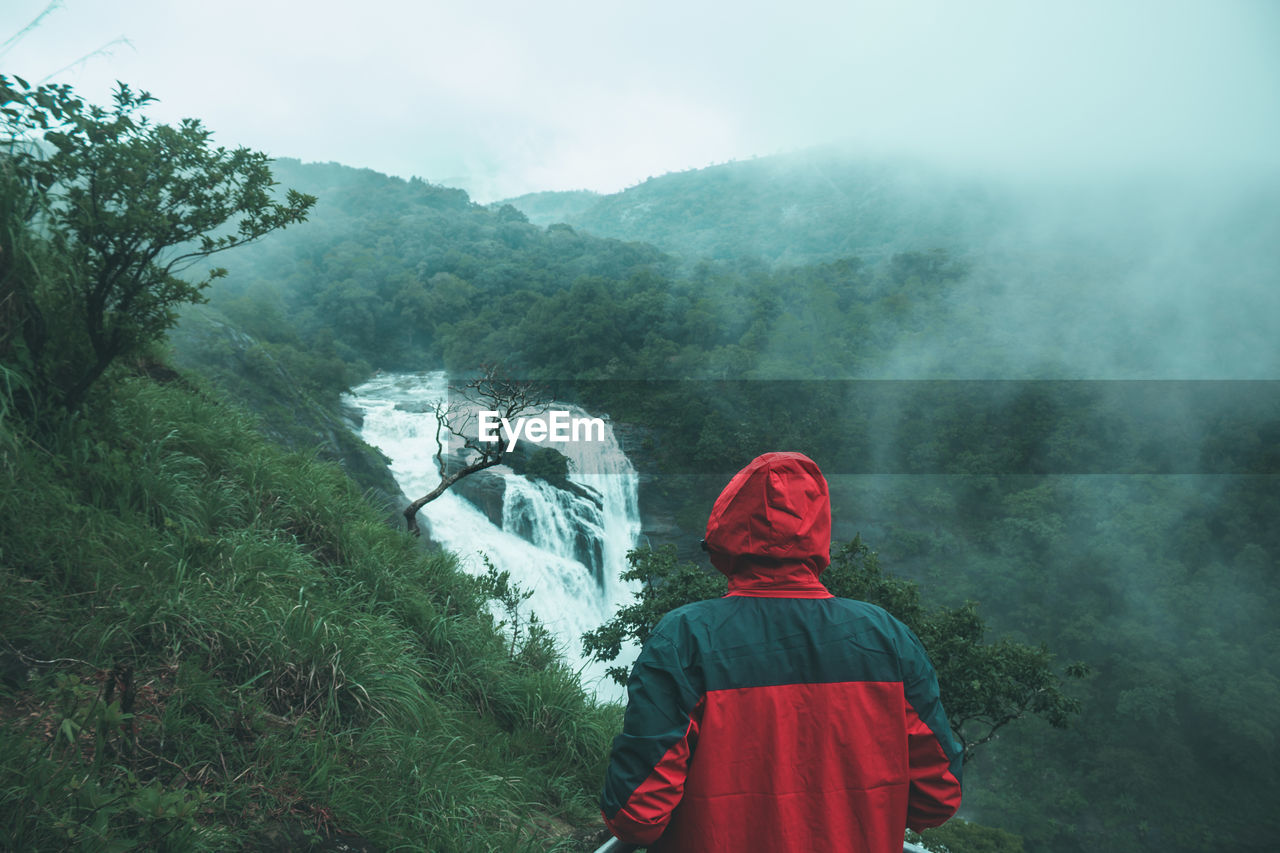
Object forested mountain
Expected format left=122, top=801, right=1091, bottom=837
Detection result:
left=497, top=189, right=602, bottom=231
left=5, top=76, right=1276, bottom=852
left=501, top=149, right=1016, bottom=266
left=501, top=148, right=1280, bottom=380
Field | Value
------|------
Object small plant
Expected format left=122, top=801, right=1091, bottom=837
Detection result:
left=3, top=668, right=212, bottom=850
left=478, top=556, right=542, bottom=664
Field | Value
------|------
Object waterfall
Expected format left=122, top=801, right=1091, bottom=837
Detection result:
left=342, top=370, right=640, bottom=702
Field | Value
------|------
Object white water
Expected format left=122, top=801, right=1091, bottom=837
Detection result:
left=342, top=370, right=640, bottom=702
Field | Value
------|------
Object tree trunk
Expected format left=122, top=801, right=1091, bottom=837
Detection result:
left=403, top=456, right=503, bottom=537
left=62, top=351, right=115, bottom=412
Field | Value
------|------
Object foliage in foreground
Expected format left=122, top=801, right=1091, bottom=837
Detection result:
left=583, top=540, right=1086, bottom=763
left=0, top=372, right=616, bottom=851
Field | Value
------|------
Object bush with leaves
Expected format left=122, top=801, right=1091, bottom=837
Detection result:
left=0, top=74, right=314, bottom=411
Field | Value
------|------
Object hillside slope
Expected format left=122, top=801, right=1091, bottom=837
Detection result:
left=0, top=366, right=616, bottom=851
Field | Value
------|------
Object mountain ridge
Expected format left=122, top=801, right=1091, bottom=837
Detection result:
left=497, top=149, right=1022, bottom=266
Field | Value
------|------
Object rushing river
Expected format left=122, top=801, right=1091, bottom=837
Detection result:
left=342, top=371, right=640, bottom=702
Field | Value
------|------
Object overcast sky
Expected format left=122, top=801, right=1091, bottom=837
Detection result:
left=3, top=0, right=1278, bottom=202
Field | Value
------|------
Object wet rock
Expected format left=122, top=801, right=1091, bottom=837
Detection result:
left=451, top=468, right=507, bottom=527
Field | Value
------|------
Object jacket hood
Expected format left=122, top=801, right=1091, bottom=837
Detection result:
left=704, top=452, right=832, bottom=593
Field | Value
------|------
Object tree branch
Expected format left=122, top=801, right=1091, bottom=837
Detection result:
left=402, top=365, right=547, bottom=536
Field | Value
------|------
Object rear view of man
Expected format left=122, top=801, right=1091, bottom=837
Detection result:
left=600, top=451, right=962, bottom=851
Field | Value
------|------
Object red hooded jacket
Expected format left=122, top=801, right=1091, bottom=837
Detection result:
left=601, top=452, right=962, bottom=851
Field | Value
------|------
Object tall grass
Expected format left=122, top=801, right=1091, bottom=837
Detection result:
left=0, top=371, right=618, bottom=850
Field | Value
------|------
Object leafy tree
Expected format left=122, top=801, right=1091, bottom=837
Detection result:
left=583, top=538, right=1085, bottom=760
left=581, top=544, right=724, bottom=685
left=0, top=75, right=314, bottom=410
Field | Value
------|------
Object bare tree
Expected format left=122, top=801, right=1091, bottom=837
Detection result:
left=403, top=365, right=547, bottom=537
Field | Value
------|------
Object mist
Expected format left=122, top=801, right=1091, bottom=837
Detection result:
left=4, top=0, right=1278, bottom=200
left=871, top=169, right=1280, bottom=380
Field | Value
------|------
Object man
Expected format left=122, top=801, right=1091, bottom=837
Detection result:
left=600, top=452, right=962, bottom=851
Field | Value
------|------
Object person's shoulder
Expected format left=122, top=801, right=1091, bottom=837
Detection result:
left=828, top=595, right=898, bottom=622
left=658, top=596, right=730, bottom=624
left=827, top=596, right=918, bottom=641
left=649, top=596, right=734, bottom=641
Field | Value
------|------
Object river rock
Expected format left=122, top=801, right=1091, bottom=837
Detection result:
left=560, top=479, right=604, bottom=510
left=451, top=467, right=507, bottom=527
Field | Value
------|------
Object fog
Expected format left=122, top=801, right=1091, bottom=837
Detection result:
left=873, top=172, right=1280, bottom=380
left=595, top=145, right=1280, bottom=381
left=3, top=0, right=1278, bottom=201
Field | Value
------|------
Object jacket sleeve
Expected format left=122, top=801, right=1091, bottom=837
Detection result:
left=600, top=630, right=704, bottom=845
left=901, top=629, right=964, bottom=830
